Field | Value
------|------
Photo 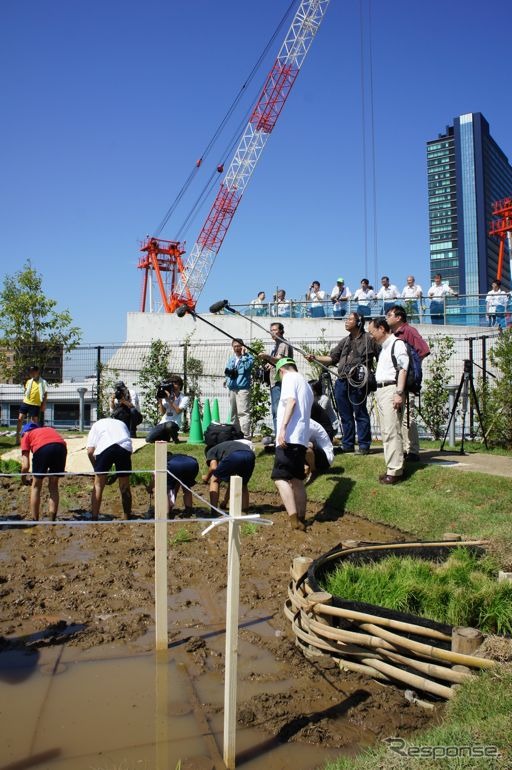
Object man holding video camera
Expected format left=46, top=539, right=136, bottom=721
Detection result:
left=110, top=381, right=142, bottom=438
left=146, top=375, right=189, bottom=444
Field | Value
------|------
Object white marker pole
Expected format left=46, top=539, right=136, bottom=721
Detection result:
left=154, top=441, right=168, bottom=651
left=223, top=475, right=243, bottom=769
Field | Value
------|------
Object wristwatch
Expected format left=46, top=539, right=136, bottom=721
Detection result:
left=395, top=389, right=404, bottom=396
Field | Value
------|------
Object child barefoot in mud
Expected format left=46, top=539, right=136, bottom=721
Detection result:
left=202, top=439, right=255, bottom=512
left=20, top=422, right=67, bottom=521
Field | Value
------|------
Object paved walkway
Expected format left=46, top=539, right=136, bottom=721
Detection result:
left=418, top=448, right=512, bottom=479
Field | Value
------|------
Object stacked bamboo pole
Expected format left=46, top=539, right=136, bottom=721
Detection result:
left=285, top=540, right=496, bottom=700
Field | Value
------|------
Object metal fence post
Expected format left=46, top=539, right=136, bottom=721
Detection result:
left=77, top=387, right=87, bottom=432
left=96, top=346, right=103, bottom=418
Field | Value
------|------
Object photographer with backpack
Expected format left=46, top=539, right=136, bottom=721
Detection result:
left=386, top=306, right=430, bottom=463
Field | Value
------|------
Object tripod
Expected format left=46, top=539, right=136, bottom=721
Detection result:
left=441, top=359, right=488, bottom=454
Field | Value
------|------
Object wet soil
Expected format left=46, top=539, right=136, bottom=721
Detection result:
left=0, top=475, right=440, bottom=763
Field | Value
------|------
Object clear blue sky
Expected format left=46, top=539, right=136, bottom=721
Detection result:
left=1, top=0, right=511, bottom=342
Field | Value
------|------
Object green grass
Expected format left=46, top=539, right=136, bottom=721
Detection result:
left=170, top=527, right=192, bottom=545
left=322, top=548, right=512, bottom=634
left=240, top=522, right=258, bottom=536
left=0, top=457, right=21, bottom=474
left=325, top=666, right=512, bottom=770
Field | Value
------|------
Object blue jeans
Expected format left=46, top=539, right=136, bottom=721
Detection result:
left=430, top=299, right=444, bottom=324
left=334, top=378, right=371, bottom=451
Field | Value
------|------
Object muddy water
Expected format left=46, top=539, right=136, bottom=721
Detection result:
left=0, top=644, right=344, bottom=770
left=0, top=483, right=436, bottom=768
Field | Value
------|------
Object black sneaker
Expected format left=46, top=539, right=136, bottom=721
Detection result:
left=358, top=448, right=370, bottom=455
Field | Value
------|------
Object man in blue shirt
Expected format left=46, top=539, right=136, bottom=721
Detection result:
left=224, top=338, right=254, bottom=437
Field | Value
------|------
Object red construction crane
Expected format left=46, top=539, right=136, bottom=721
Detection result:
left=138, top=0, right=332, bottom=313
left=489, top=196, right=512, bottom=281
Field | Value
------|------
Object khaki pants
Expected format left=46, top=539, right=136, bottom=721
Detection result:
left=375, top=385, right=404, bottom=476
left=229, top=389, right=251, bottom=437
left=401, top=395, right=419, bottom=455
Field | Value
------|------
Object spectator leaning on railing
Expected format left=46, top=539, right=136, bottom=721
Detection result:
left=486, top=280, right=508, bottom=328
left=376, top=276, right=400, bottom=314
left=400, top=275, right=423, bottom=320
left=330, top=277, right=352, bottom=318
left=353, top=278, right=375, bottom=318
left=427, top=273, right=456, bottom=325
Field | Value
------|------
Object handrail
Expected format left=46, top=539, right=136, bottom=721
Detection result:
left=232, top=293, right=511, bottom=327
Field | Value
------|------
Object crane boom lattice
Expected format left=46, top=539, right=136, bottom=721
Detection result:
left=167, top=0, right=331, bottom=312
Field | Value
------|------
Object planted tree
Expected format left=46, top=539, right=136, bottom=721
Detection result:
left=138, top=340, right=173, bottom=426
left=478, top=329, right=512, bottom=447
left=419, top=335, right=455, bottom=439
left=248, top=338, right=270, bottom=436
left=0, top=261, right=81, bottom=383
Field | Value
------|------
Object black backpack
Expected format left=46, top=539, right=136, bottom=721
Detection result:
left=204, top=422, right=243, bottom=451
left=391, top=341, right=423, bottom=395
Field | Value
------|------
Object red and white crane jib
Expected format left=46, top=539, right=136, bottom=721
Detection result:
left=169, top=0, right=331, bottom=312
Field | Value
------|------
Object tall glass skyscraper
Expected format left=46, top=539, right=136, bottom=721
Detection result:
left=427, top=113, right=512, bottom=297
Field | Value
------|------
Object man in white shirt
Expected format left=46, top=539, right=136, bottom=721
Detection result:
left=86, top=416, right=133, bottom=520
left=368, top=318, right=408, bottom=485
left=307, top=280, right=326, bottom=317
left=271, top=358, right=313, bottom=531
left=146, top=376, right=190, bottom=444
left=486, top=279, right=508, bottom=328
left=376, top=276, right=400, bottom=314
left=427, top=273, right=456, bottom=325
left=401, top=275, right=423, bottom=321
left=330, top=278, right=352, bottom=318
left=353, top=278, right=375, bottom=318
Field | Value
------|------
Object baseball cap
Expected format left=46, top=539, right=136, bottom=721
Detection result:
left=21, top=422, right=39, bottom=436
left=275, top=357, right=297, bottom=378
left=337, top=277, right=344, bottom=283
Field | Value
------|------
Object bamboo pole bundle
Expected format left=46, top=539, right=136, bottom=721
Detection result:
left=285, top=540, right=497, bottom=700
left=288, top=582, right=452, bottom=642
left=360, top=622, right=496, bottom=670
left=380, top=648, right=474, bottom=684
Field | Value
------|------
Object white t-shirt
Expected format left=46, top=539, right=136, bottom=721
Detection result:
left=308, top=419, right=334, bottom=466
left=309, top=289, right=326, bottom=307
left=277, top=371, right=313, bottom=447
left=160, top=392, right=189, bottom=428
left=486, top=289, right=508, bottom=311
left=401, top=284, right=422, bottom=299
left=375, top=335, right=408, bottom=383
left=86, top=418, right=132, bottom=457
left=376, top=284, right=399, bottom=300
left=353, top=287, right=375, bottom=305
left=428, top=282, right=455, bottom=298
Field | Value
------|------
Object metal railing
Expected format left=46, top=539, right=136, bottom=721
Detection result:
left=236, top=294, right=511, bottom=327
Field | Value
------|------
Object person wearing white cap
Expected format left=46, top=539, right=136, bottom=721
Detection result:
left=330, top=278, right=352, bottom=318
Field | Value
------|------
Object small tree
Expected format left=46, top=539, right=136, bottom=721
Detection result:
left=96, top=363, right=120, bottom=419
left=138, top=340, right=173, bottom=425
left=301, top=328, right=332, bottom=380
left=248, top=339, right=270, bottom=436
left=0, top=261, right=81, bottom=382
left=477, top=329, right=512, bottom=447
left=419, top=335, right=455, bottom=439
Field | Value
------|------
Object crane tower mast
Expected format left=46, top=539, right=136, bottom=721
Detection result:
left=161, top=0, right=332, bottom=312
